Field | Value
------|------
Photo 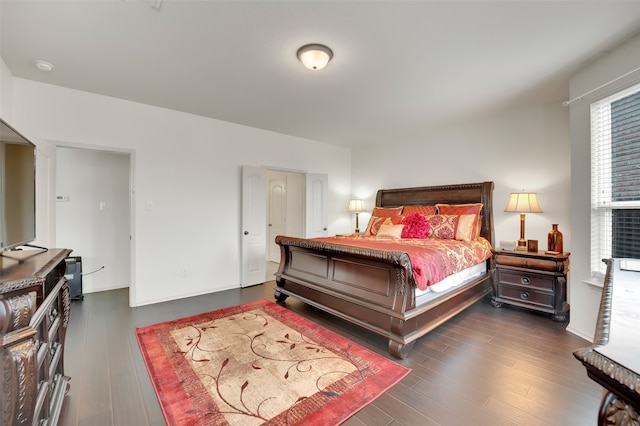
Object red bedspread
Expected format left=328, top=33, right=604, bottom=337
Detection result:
left=317, top=236, right=493, bottom=291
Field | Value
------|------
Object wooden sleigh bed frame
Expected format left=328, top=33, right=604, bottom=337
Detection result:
left=274, top=181, right=495, bottom=359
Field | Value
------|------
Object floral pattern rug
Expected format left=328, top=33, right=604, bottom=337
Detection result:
left=135, top=299, right=410, bottom=425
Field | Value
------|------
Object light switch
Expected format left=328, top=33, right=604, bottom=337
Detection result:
left=99, top=202, right=106, bottom=211
left=146, top=201, right=154, bottom=210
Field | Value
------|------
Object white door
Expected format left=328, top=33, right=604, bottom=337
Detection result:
left=268, top=177, right=286, bottom=262
left=241, top=165, right=266, bottom=287
left=305, top=173, right=328, bottom=238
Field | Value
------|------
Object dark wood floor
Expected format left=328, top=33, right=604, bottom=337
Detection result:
left=59, top=281, right=602, bottom=426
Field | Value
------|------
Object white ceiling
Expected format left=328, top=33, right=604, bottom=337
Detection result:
left=1, top=1, right=640, bottom=148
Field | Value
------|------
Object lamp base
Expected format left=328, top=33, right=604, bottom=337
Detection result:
left=516, top=239, right=528, bottom=251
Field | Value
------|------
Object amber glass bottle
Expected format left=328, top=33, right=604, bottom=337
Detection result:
left=547, top=224, right=563, bottom=253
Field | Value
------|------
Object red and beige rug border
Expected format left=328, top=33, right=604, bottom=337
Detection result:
left=135, top=299, right=410, bottom=425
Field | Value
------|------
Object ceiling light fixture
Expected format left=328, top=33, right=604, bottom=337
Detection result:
left=297, top=44, right=333, bottom=71
left=34, top=60, right=53, bottom=72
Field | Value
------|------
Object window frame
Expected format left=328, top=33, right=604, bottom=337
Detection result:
left=591, top=82, right=640, bottom=278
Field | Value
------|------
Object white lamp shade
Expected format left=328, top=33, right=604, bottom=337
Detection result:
left=504, top=192, right=543, bottom=213
left=297, top=44, right=333, bottom=70
left=348, top=199, right=366, bottom=212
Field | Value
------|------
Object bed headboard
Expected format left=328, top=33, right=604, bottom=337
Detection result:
left=375, top=181, right=495, bottom=246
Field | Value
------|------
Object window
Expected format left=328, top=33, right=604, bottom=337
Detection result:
left=591, top=82, right=640, bottom=277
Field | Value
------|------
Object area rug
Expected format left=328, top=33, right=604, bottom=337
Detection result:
left=135, top=299, right=410, bottom=426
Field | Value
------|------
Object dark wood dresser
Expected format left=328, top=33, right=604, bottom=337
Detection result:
left=0, top=248, right=72, bottom=425
left=491, top=249, right=570, bottom=322
left=574, top=258, right=639, bottom=425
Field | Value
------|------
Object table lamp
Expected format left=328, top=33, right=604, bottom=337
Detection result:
left=504, top=192, right=543, bottom=251
left=348, top=199, right=366, bottom=234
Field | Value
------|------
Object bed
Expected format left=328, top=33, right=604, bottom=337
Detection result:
left=274, top=181, right=495, bottom=359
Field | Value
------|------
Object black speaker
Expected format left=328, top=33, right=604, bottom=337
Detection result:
left=65, top=256, right=83, bottom=300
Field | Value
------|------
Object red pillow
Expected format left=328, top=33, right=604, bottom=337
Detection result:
left=371, top=206, right=403, bottom=217
left=402, top=205, right=437, bottom=216
left=401, top=213, right=430, bottom=238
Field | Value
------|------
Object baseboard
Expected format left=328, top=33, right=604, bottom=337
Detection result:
left=132, top=284, right=241, bottom=307
left=566, top=325, right=594, bottom=343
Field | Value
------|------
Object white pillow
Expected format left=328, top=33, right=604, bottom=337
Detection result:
left=376, top=223, right=404, bottom=239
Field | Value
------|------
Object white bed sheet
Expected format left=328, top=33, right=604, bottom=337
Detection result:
left=415, top=261, right=487, bottom=301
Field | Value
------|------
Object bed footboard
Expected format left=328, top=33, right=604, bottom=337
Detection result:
left=274, top=235, right=418, bottom=357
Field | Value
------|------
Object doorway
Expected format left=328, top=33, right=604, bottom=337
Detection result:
left=266, top=170, right=304, bottom=263
left=55, top=147, right=132, bottom=296
left=242, top=166, right=327, bottom=287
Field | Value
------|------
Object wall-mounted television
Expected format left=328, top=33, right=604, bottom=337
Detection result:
left=0, top=118, right=36, bottom=252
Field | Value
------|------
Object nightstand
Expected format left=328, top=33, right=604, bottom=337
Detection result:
left=491, top=249, right=570, bottom=322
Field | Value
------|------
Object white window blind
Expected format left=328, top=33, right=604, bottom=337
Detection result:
left=591, top=82, right=640, bottom=277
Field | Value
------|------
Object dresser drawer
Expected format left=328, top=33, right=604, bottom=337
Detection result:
left=497, top=285, right=554, bottom=308
left=495, top=254, right=558, bottom=272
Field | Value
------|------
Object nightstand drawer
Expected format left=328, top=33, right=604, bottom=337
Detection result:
left=495, top=254, right=558, bottom=271
left=497, top=285, right=554, bottom=308
left=498, top=270, right=554, bottom=291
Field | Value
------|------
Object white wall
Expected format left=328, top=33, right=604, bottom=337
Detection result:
left=0, top=58, right=13, bottom=120
left=352, top=101, right=571, bottom=252
left=567, top=32, right=640, bottom=341
left=10, top=78, right=352, bottom=306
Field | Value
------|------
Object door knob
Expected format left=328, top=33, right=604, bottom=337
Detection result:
left=244, top=231, right=249, bottom=235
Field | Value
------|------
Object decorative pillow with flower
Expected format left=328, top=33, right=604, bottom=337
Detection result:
left=400, top=213, right=431, bottom=238
left=425, top=214, right=459, bottom=239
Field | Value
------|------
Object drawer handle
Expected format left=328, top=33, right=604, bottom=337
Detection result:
left=520, top=260, right=527, bottom=266
left=520, top=291, right=529, bottom=300
left=520, top=276, right=530, bottom=285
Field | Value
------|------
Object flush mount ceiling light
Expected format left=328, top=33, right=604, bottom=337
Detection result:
left=297, top=44, right=333, bottom=71
left=34, top=60, right=53, bottom=72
